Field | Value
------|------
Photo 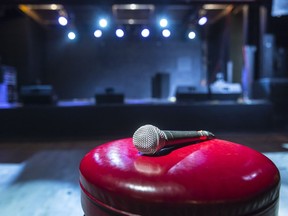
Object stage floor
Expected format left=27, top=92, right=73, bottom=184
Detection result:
left=0, top=132, right=287, bottom=216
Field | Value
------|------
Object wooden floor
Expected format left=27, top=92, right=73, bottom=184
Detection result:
left=0, top=132, right=287, bottom=216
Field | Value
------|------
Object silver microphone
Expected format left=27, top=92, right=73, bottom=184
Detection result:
left=132, top=124, right=215, bottom=155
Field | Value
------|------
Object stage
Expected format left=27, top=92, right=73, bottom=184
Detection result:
left=0, top=98, right=276, bottom=140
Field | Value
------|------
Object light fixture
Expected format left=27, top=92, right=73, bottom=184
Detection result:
left=99, top=18, right=108, bottom=28
left=58, top=16, right=68, bottom=26
left=116, top=29, right=125, bottom=38
left=159, top=18, right=168, bottom=28
left=67, top=31, right=76, bottom=40
left=162, top=29, right=171, bottom=38
left=203, top=4, right=228, bottom=10
left=141, top=28, right=150, bottom=38
left=94, top=29, right=102, bottom=38
left=129, top=4, right=137, bottom=10
left=50, top=4, right=58, bottom=10
left=198, top=17, right=208, bottom=25
left=188, top=31, right=196, bottom=39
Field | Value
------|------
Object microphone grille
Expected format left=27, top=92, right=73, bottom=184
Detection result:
left=132, top=124, right=165, bottom=154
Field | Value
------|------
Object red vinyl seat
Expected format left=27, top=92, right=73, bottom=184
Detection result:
left=79, top=138, right=280, bottom=216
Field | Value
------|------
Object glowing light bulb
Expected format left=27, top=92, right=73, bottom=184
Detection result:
left=94, top=29, right=102, bottom=38
left=159, top=18, right=168, bottom=28
left=188, top=31, right=196, bottom=39
left=198, top=17, right=207, bottom=25
left=116, top=29, right=124, bottom=38
left=99, top=18, right=108, bottom=28
left=162, top=29, right=171, bottom=37
left=68, top=32, right=76, bottom=40
left=141, top=28, right=150, bottom=38
left=58, top=16, right=68, bottom=26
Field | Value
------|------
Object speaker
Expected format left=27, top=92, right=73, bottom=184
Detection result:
left=20, top=85, right=57, bottom=105
left=95, top=88, right=124, bottom=104
left=175, top=86, right=209, bottom=103
left=210, top=83, right=242, bottom=100
left=95, top=94, right=124, bottom=104
left=152, top=73, right=170, bottom=99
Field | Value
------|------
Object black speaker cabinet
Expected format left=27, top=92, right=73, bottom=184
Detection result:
left=95, top=93, right=124, bottom=104
left=152, top=73, right=170, bottom=99
left=175, top=86, right=209, bottom=103
left=20, top=85, right=57, bottom=105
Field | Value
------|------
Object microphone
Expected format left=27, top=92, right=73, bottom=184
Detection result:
left=132, top=124, right=215, bottom=155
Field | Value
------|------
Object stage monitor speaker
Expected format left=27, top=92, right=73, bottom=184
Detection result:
left=95, top=88, right=124, bottom=104
left=210, top=83, right=242, bottom=101
left=152, top=73, right=170, bottom=99
left=175, top=86, right=209, bottom=103
left=20, top=85, right=57, bottom=105
left=95, top=94, right=124, bottom=104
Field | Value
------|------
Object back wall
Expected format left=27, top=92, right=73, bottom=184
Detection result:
left=45, top=29, right=205, bottom=99
left=0, top=14, right=205, bottom=100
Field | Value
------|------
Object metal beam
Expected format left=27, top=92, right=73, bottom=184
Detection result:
left=0, top=0, right=262, bottom=6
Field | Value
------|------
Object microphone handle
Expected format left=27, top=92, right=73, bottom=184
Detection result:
left=162, top=130, right=214, bottom=146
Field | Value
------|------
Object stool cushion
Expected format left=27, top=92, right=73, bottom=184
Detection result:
left=79, top=138, right=280, bottom=216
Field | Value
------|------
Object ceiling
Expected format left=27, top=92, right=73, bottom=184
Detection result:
left=13, top=3, right=241, bottom=29
left=0, top=0, right=267, bottom=32
left=0, top=0, right=262, bottom=4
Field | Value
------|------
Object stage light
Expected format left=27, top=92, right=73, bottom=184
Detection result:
left=128, top=19, right=135, bottom=24
left=58, top=16, right=68, bottom=26
left=141, top=28, right=150, bottom=38
left=116, top=29, right=124, bottom=38
left=50, top=4, right=58, bottom=10
left=198, top=17, right=207, bottom=25
left=129, top=4, right=137, bottom=10
left=94, top=29, right=102, bottom=38
left=159, top=18, right=168, bottom=28
left=162, top=29, right=171, bottom=38
left=99, top=18, right=108, bottom=28
left=67, top=31, right=76, bottom=40
left=188, top=31, right=196, bottom=39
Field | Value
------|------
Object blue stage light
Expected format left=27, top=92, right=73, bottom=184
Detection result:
left=162, top=29, right=171, bottom=38
left=188, top=31, right=196, bottom=39
left=141, top=28, right=150, bottom=38
left=94, top=29, right=102, bottom=38
left=198, top=17, right=207, bottom=25
left=58, top=16, right=68, bottom=26
left=99, top=18, right=108, bottom=28
left=159, top=18, right=168, bottom=28
left=67, top=31, right=76, bottom=40
left=116, top=29, right=124, bottom=38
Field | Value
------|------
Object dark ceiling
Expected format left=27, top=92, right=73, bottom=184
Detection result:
left=0, top=3, right=245, bottom=28
left=0, top=0, right=270, bottom=32
left=0, top=0, right=265, bottom=5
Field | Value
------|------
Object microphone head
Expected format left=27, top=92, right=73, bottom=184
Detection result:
left=132, top=124, right=166, bottom=155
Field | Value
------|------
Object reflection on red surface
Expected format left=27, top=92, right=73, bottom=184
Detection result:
left=80, top=138, right=280, bottom=216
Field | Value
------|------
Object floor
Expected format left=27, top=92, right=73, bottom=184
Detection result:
left=0, top=132, right=287, bottom=216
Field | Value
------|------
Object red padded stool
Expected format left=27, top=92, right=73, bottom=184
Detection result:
left=79, top=138, right=280, bottom=216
